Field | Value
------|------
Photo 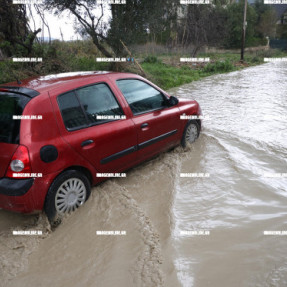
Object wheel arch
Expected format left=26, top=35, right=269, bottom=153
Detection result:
left=61, top=165, right=93, bottom=186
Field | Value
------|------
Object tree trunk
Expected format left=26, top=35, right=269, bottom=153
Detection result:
left=91, top=34, right=113, bottom=58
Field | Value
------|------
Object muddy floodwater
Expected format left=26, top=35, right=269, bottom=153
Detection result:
left=1, top=62, right=287, bottom=287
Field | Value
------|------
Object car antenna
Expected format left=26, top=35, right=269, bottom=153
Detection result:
left=16, top=78, right=22, bottom=85
left=11, top=70, right=22, bottom=85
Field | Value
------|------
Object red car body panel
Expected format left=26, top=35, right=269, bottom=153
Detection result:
left=0, top=72, right=202, bottom=213
left=0, top=143, right=18, bottom=177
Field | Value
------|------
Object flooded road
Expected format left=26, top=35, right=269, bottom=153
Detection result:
left=1, top=61, right=287, bottom=287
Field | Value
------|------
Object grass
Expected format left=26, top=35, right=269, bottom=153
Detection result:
left=1, top=40, right=286, bottom=90
left=142, top=62, right=201, bottom=89
left=141, top=49, right=287, bottom=90
left=142, top=60, right=236, bottom=90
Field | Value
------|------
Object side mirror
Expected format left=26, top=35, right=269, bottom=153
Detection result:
left=168, top=96, right=179, bottom=106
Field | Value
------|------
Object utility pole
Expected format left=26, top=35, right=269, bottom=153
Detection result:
left=240, top=0, right=248, bottom=62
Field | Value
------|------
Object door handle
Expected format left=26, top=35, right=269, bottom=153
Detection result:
left=81, top=139, right=94, bottom=147
left=141, top=123, right=149, bottom=128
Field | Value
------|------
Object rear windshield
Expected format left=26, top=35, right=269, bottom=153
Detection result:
left=0, top=92, right=30, bottom=144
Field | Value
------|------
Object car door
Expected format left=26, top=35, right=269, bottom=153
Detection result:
left=50, top=81, right=138, bottom=173
left=116, top=79, right=182, bottom=161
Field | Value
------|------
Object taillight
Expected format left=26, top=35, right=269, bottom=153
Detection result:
left=5, top=145, right=32, bottom=178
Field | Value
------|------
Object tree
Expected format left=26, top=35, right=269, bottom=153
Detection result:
left=0, top=0, right=42, bottom=57
left=253, top=1, right=277, bottom=38
left=179, top=4, right=228, bottom=55
left=108, top=0, right=149, bottom=54
left=1, top=1, right=26, bottom=56
left=108, top=0, right=177, bottom=54
left=44, top=0, right=113, bottom=57
left=224, top=1, right=257, bottom=48
left=44, top=0, right=178, bottom=57
left=256, top=9, right=277, bottom=38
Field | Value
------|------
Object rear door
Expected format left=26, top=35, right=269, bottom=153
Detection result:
left=116, top=79, right=182, bottom=161
left=0, top=91, right=30, bottom=177
left=50, top=81, right=138, bottom=173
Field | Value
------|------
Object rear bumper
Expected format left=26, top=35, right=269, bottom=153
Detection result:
left=0, top=178, right=34, bottom=196
left=0, top=173, right=58, bottom=213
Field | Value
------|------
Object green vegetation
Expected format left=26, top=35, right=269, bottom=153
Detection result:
left=0, top=40, right=110, bottom=84
left=143, top=55, right=160, bottom=64
left=224, top=1, right=257, bottom=48
left=202, top=60, right=234, bottom=73
left=1, top=40, right=287, bottom=90
left=142, top=62, right=201, bottom=90
left=142, top=60, right=236, bottom=90
left=141, top=49, right=287, bottom=90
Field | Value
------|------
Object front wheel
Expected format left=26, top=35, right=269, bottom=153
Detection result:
left=181, top=121, right=200, bottom=148
left=44, top=170, right=91, bottom=226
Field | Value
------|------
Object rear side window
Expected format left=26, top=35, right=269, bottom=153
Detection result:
left=0, top=92, right=30, bottom=144
left=57, top=91, right=87, bottom=129
left=57, top=83, right=124, bottom=130
left=76, top=83, right=124, bottom=124
left=116, top=79, right=167, bottom=115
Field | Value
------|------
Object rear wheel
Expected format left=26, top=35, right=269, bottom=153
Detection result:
left=181, top=120, right=200, bottom=148
left=44, top=170, right=91, bottom=226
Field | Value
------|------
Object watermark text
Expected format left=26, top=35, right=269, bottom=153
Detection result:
left=96, top=115, right=126, bottom=120
left=180, top=173, right=210, bottom=178
left=180, top=57, right=210, bottom=62
left=13, top=173, right=43, bottom=178
left=13, top=230, right=43, bottom=235
left=96, top=57, right=126, bottom=62
left=13, top=115, right=42, bottom=120
left=96, top=173, right=126, bottom=178
left=180, top=230, right=210, bottom=236
left=97, top=0, right=126, bottom=4
left=180, top=115, right=209, bottom=120
left=264, top=231, right=287, bottom=235
left=13, top=57, right=42, bottom=62
left=96, top=230, right=126, bottom=235
left=264, top=57, right=287, bottom=62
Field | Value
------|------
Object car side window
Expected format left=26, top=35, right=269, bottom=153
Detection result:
left=58, top=83, right=125, bottom=130
left=58, top=91, right=88, bottom=129
left=76, top=83, right=124, bottom=124
left=116, top=79, right=167, bottom=115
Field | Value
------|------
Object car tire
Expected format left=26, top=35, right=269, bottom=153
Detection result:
left=44, top=170, right=91, bottom=226
left=181, top=120, right=200, bottom=148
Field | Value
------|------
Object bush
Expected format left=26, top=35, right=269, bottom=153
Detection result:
left=143, top=55, right=159, bottom=63
left=246, top=37, right=267, bottom=47
left=250, top=56, right=261, bottom=63
left=203, top=60, right=234, bottom=73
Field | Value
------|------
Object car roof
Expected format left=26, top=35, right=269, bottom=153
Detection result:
left=1, top=71, right=141, bottom=96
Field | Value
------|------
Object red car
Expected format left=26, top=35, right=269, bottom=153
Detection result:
left=0, top=71, right=202, bottom=224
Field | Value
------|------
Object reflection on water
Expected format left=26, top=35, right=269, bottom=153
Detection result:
left=1, top=62, right=286, bottom=287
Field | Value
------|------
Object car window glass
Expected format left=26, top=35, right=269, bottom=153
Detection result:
left=76, top=83, right=124, bottom=124
left=116, top=79, right=166, bottom=115
left=58, top=91, right=88, bottom=129
left=0, top=93, right=30, bottom=144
